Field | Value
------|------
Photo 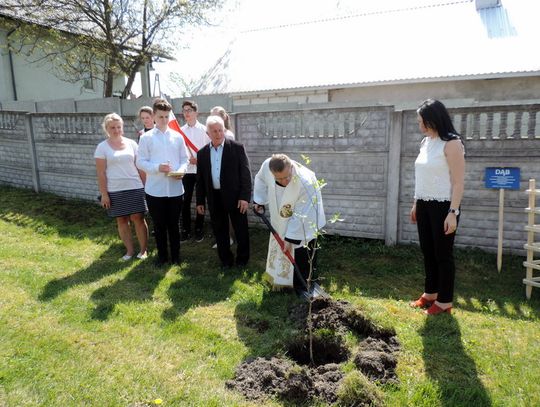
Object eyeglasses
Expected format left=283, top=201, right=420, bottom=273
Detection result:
left=182, top=108, right=194, bottom=113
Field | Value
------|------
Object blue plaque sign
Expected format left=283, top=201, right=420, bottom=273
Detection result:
left=485, top=167, right=520, bottom=189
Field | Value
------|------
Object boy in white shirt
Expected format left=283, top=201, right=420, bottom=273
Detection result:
left=136, top=98, right=189, bottom=265
left=180, top=100, right=210, bottom=242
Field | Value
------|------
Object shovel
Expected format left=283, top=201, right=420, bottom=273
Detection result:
left=253, top=207, right=329, bottom=300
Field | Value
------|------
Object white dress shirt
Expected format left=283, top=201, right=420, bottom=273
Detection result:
left=136, top=127, right=189, bottom=197
left=181, top=120, right=209, bottom=174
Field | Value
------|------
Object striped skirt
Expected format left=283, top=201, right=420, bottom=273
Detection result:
left=107, top=188, right=147, bottom=218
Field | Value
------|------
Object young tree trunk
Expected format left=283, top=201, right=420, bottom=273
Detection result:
left=122, top=69, right=139, bottom=99
left=104, top=68, right=114, bottom=98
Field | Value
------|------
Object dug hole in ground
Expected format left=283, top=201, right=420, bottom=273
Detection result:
left=227, top=298, right=400, bottom=405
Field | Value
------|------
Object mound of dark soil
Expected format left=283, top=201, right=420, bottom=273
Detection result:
left=310, top=363, right=344, bottom=404
left=225, top=357, right=294, bottom=401
left=353, top=337, right=399, bottom=384
left=228, top=298, right=400, bottom=405
left=289, top=298, right=396, bottom=339
left=226, top=357, right=343, bottom=404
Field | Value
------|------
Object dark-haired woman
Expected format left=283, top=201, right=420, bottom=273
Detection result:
left=410, top=99, right=465, bottom=315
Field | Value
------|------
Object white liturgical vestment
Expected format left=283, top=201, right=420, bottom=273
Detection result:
left=253, top=159, right=326, bottom=287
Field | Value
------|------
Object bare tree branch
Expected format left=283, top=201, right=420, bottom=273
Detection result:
left=3, top=0, right=222, bottom=97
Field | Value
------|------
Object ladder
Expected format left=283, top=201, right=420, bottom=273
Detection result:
left=523, top=178, right=540, bottom=299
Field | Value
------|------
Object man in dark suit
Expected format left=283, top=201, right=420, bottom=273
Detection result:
left=196, top=115, right=252, bottom=268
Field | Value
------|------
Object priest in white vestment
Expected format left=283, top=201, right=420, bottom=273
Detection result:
left=253, top=154, right=326, bottom=290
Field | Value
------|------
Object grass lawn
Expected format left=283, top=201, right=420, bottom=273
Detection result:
left=0, top=185, right=539, bottom=406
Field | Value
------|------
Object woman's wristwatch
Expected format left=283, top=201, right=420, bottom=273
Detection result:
left=448, top=208, right=460, bottom=216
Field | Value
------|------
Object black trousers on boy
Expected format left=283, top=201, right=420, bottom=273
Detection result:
left=181, top=174, right=204, bottom=237
left=146, top=194, right=183, bottom=264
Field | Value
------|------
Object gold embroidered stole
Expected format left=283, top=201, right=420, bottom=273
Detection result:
left=264, top=166, right=301, bottom=288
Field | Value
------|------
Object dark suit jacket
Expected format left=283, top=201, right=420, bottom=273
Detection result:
left=196, top=139, right=252, bottom=212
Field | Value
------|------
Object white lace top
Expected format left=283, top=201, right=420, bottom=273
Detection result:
left=414, top=136, right=452, bottom=201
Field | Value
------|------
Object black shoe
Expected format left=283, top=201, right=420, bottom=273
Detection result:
left=236, top=261, right=248, bottom=268
left=180, top=232, right=191, bottom=243
left=194, top=231, right=204, bottom=242
left=154, top=258, right=168, bottom=267
left=171, top=258, right=182, bottom=266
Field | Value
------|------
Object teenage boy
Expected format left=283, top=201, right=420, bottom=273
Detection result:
left=136, top=98, right=189, bottom=265
left=180, top=100, right=210, bottom=242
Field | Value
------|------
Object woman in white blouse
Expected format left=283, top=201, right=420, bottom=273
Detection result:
left=410, top=99, right=465, bottom=315
left=95, top=113, right=148, bottom=261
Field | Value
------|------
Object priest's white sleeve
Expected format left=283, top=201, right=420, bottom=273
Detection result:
left=285, top=171, right=326, bottom=242
left=253, top=162, right=270, bottom=205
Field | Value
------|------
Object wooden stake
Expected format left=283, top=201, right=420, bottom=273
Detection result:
left=497, top=189, right=504, bottom=272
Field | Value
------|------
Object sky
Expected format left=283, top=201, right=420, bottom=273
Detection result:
left=143, top=0, right=537, bottom=98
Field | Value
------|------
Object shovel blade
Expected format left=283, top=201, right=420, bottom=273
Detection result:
left=298, top=282, right=330, bottom=301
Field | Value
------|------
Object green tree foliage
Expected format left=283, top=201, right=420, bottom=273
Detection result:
left=3, top=0, right=221, bottom=97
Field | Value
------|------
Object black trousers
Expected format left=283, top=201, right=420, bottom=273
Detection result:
left=416, top=199, right=458, bottom=303
left=293, top=239, right=318, bottom=291
left=210, top=189, right=250, bottom=267
left=146, top=194, right=183, bottom=263
left=181, top=174, right=204, bottom=235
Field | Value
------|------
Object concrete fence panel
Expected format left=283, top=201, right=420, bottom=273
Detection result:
left=1, top=102, right=539, bottom=254
left=399, top=105, right=540, bottom=253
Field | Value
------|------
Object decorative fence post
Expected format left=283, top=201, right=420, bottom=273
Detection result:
left=24, top=113, right=40, bottom=193
left=523, top=179, right=540, bottom=299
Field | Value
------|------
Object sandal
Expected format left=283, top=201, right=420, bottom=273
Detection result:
left=424, top=303, right=452, bottom=315
left=410, top=296, right=434, bottom=308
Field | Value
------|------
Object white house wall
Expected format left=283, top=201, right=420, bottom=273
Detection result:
left=328, top=77, right=540, bottom=109
left=230, top=77, right=540, bottom=112
left=0, top=24, right=127, bottom=103
left=7, top=44, right=104, bottom=102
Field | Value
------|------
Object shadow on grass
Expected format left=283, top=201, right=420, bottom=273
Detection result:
left=39, top=244, right=128, bottom=301
left=233, top=288, right=300, bottom=358
left=420, top=315, right=492, bottom=406
left=161, top=262, right=257, bottom=321
left=90, top=258, right=168, bottom=320
left=319, top=236, right=540, bottom=321
left=0, top=186, right=114, bottom=242
left=160, top=227, right=273, bottom=321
